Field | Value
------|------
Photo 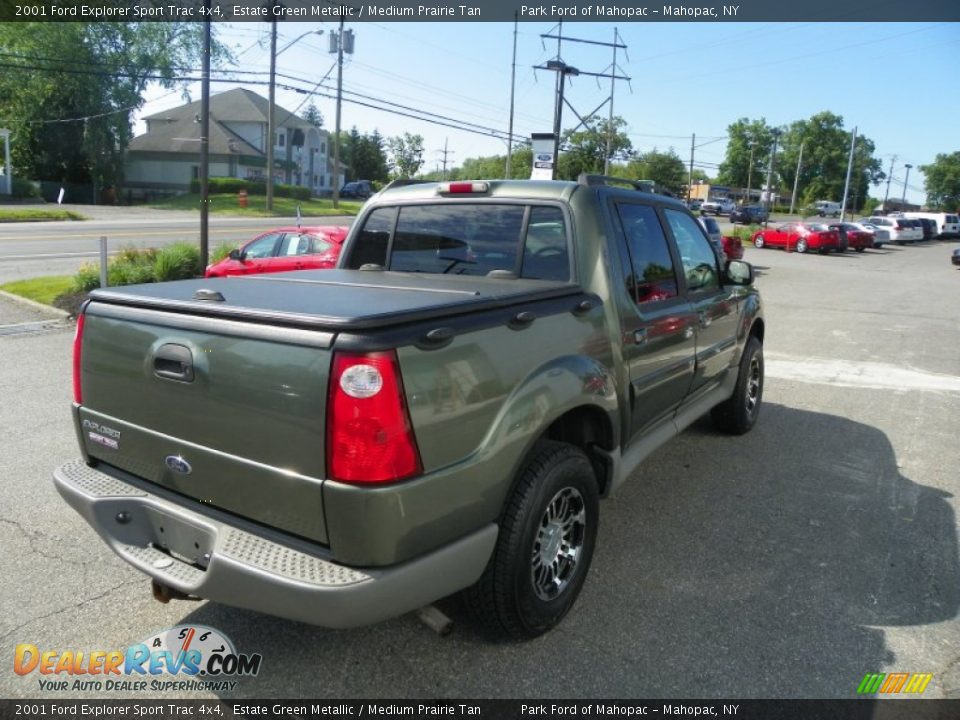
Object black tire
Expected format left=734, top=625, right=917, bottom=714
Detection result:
left=711, top=335, right=764, bottom=435
left=464, top=440, right=599, bottom=639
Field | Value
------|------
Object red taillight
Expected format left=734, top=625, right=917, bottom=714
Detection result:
left=72, top=313, right=85, bottom=404
left=327, top=351, right=422, bottom=484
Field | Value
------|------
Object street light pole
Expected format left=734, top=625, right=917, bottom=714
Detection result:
left=199, top=5, right=211, bottom=268
left=505, top=12, right=518, bottom=178
left=763, top=129, right=781, bottom=218
left=745, top=139, right=755, bottom=207
left=902, top=163, right=913, bottom=204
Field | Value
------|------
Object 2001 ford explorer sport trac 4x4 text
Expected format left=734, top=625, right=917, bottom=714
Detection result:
left=55, top=175, right=765, bottom=639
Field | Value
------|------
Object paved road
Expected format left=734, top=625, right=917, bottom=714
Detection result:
left=0, top=206, right=354, bottom=283
left=1, top=239, right=958, bottom=700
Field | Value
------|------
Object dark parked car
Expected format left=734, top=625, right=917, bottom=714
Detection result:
left=340, top=180, right=374, bottom=199
left=952, top=247, right=960, bottom=266
left=730, top=205, right=769, bottom=225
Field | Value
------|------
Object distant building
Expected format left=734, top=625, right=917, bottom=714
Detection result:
left=125, top=88, right=342, bottom=199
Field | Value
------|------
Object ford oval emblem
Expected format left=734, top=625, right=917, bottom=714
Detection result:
left=164, top=455, right=192, bottom=475
left=536, top=154, right=552, bottom=162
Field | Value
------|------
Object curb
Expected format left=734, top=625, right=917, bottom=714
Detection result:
left=0, top=288, right=72, bottom=320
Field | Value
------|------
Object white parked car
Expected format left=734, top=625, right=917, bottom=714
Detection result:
left=863, top=216, right=923, bottom=244
left=701, top=198, right=736, bottom=216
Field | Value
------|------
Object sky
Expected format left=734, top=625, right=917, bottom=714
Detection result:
left=135, top=20, right=960, bottom=206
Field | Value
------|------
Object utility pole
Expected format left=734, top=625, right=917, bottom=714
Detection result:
left=266, top=17, right=277, bottom=211
left=505, top=13, right=518, bottom=178
left=436, top=138, right=454, bottom=180
left=902, top=163, right=913, bottom=204
left=882, top=155, right=896, bottom=210
left=789, top=141, right=804, bottom=216
left=840, top=126, right=857, bottom=222
left=199, top=4, right=211, bottom=268
left=603, top=27, right=621, bottom=175
left=537, top=25, right=629, bottom=180
left=763, top=128, right=781, bottom=218
left=332, top=19, right=346, bottom=209
left=687, top=133, right=695, bottom=203
left=745, top=139, right=755, bottom=207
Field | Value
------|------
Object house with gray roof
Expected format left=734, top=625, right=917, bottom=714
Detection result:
left=125, top=88, right=341, bottom=197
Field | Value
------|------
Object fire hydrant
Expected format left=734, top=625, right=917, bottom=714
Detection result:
left=238, top=189, right=248, bottom=208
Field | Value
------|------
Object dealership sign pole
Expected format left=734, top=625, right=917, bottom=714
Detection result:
left=0, top=128, right=10, bottom=195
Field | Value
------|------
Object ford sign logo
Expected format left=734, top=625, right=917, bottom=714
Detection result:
left=536, top=154, right=552, bottom=162
left=164, top=455, right=192, bottom=475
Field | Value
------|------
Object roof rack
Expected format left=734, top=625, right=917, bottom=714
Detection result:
left=577, top=174, right=677, bottom=198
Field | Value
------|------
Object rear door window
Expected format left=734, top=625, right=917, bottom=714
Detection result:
left=663, top=209, right=720, bottom=293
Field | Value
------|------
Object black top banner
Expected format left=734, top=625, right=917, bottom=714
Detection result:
left=2, top=0, right=959, bottom=22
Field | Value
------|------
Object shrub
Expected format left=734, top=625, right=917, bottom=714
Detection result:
left=109, top=260, right=154, bottom=287
left=72, top=263, right=102, bottom=293
left=189, top=177, right=311, bottom=201
left=153, top=242, right=201, bottom=282
left=11, top=177, right=41, bottom=199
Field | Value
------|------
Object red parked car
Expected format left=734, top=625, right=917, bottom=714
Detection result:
left=751, top=223, right=840, bottom=254
left=828, top=222, right=873, bottom=252
left=205, top=226, right=349, bottom=278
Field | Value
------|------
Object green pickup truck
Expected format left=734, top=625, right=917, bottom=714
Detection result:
left=55, top=176, right=764, bottom=639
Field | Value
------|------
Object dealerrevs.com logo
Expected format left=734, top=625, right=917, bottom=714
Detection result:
left=14, top=625, right=262, bottom=693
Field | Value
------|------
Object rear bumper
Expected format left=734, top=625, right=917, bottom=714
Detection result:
left=54, top=460, right=498, bottom=629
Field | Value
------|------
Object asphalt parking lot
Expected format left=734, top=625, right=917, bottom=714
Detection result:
left=1, top=237, right=958, bottom=700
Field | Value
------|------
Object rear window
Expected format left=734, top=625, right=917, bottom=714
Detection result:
left=946, top=215, right=958, bottom=224
left=345, top=203, right=570, bottom=281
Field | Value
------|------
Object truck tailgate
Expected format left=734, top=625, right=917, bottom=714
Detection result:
left=78, top=303, right=333, bottom=543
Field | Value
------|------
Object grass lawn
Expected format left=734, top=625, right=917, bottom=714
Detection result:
left=0, top=275, right=74, bottom=305
left=0, top=209, right=87, bottom=222
left=145, top=193, right=363, bottom=217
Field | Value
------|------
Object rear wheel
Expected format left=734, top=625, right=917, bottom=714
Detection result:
left=711, top=335, right=764, bottom=435
left=796, top=238, right=808, bottom=253
left=464, top=441, right=599, bottom=639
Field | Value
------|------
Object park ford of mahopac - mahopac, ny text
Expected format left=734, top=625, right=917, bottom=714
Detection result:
left=520, top=5, right=740, bottom=18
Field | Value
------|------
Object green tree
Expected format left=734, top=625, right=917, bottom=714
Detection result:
left=617, top=149, right=688, bottom=195
left=920, top=152, right=960, bottom=210
left=777, top=112, right=882, bottom=211
left=303, top=102, right=324, bottom=129
left=717, top=118, right=776, bottom=190
left=0, top=22, right=228, bottom=196
left=557, top=115, right=633, bottom=180
left=386, top=133, right=425, bottom=178
left=352, top=130, right=389, bottom=182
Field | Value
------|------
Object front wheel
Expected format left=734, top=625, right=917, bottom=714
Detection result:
left=464, top=441, right=599, bottom=639
left=711, top=335, right=764, bottom=435
left=796, top=238, right=808, bottom=253
left=754, top=235, right=765, bottom=249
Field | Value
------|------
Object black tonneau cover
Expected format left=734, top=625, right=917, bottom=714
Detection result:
left=89, top=269, right=580, bottom=331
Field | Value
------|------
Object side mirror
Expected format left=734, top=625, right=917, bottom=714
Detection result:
left=228, top=249, right=241, bottom=261
left=725, top=259, right=754, bottom=286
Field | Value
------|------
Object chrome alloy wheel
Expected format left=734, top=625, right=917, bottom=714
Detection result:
left=531, top=487, right=587, bottom=601
left=745, top=353, right=762, bottom=417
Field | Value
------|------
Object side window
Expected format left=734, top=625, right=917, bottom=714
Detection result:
left=663, top=209, right=720, bottom=293
left=243, top=233, right=282, bottom=259
left=521, top=206, right=569, bottom=281
left=344, top=207, right=395, bottom=268
left=614, top=202, right=679, bottom=306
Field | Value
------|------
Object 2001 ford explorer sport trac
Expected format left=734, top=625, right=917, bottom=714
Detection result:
left=55, top=175, right=765, bottom=639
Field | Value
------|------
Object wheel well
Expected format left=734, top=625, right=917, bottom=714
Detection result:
left=544, top=406, right=614, bottom=494
left=749, top=318, right=765, bottom=344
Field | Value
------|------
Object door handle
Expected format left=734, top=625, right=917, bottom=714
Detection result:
left=153, top=344, right=194, bottom=382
